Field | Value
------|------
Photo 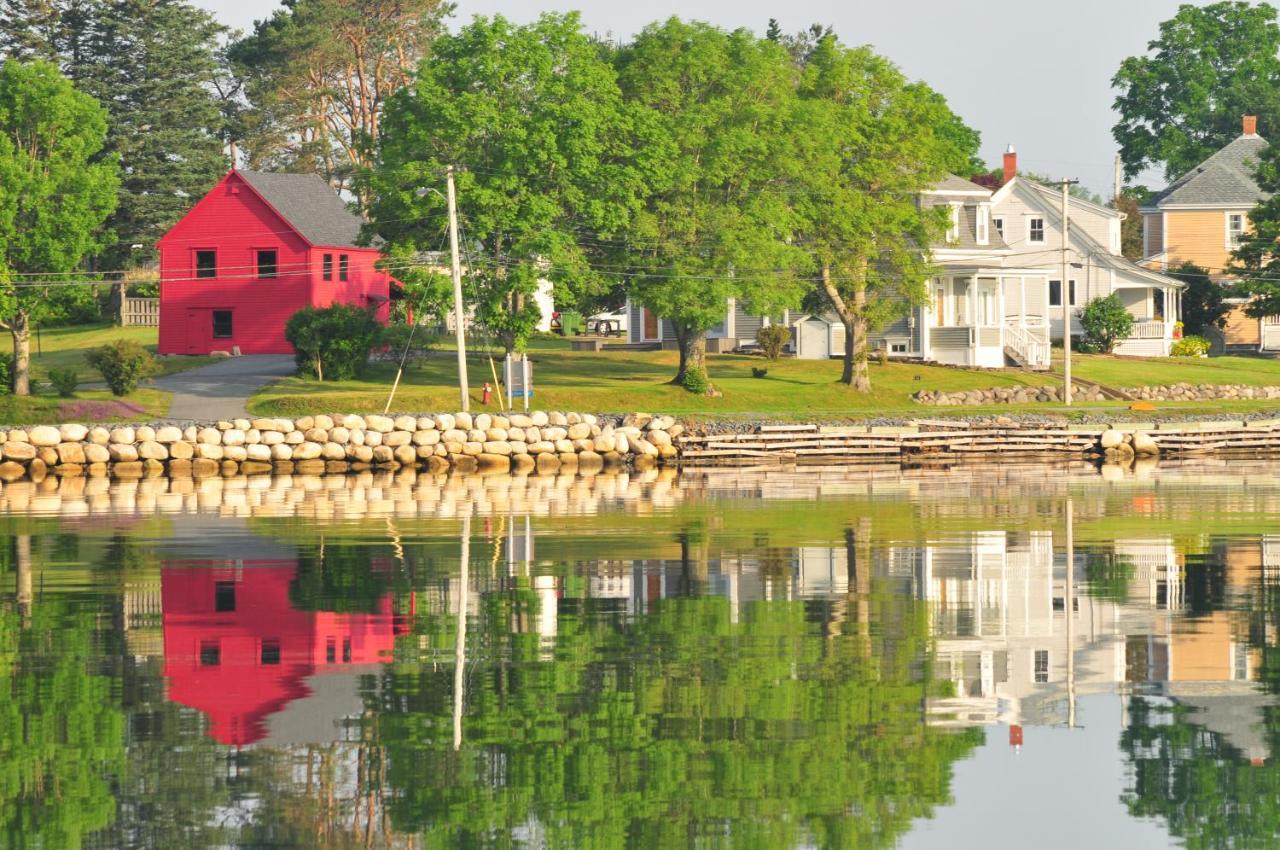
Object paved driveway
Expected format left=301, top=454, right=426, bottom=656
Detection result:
left=154, top=355, right=296, bottom=421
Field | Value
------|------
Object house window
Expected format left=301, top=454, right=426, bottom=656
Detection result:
left=891, top=342, right=908, bottom=353
left=339, top=254, right=349, bottom=281
left=195, top=250, right=217, bottom=279
left=200, top=641, right=221, bottom=667
left=993, top=217, right=1004, bottom=238
left=212, top=310, right=233, bottom=339
left=1029, top=217, right=1045, bottom=244
left=323, top=253, right=333, bottom=281
left=976, top=206, right=989, bottom=245
left=261, top=640, right=281, bottom=666
left=1034, top=650, right=1049, bottom=684
left=326, top=638, right=336, bottom=664
left=946, top=204, right=961, bottom=243
left=256, top=249, right=278, bottom=278
left=342, top=637, right=352, bottom=663
left=1049, top=280, right=1076, bottom=308
left=1228, top=213, right=1246, bottom=248
left=214, top=580, right=236, bottom=612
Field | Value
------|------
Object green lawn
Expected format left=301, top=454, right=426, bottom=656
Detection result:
left=1069, top=352, right=1280, bottom=387
left=247, top=340, right=1280, bottom=421
left=27, top=324, right=216, bottom=383
left=0, top=388, right=171, bottom=426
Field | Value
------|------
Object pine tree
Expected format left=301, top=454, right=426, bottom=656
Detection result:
left=0, top=0, right=94, bottom=67
left=75, top=0, right=229, bottom=272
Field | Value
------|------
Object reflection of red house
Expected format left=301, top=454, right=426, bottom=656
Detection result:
left=161, top=560, right=405, bottom=746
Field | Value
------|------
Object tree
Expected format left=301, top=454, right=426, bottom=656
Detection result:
left=609, top=19, right=804, bottom=388
left=0, top=0, right=94, bottom=68
left=1078, top=293, right=1135, bottom=353
left=229, top=0, right=451, bottom=204
left=74, top=0, right=229, bottom=273
left=790, top=36, right=966, bottom=390
left=1114, top=188, right=1149, bottom=260
left=1229, top=138, right=1280, bottom=317
left=1112, top=1, right=1280, bottom=180
left=284, top=304, right=382, bottom=380
left=368, top=13, right=644, bottom=355
left=1169, top=260, right=1229, bottom=335
left=0, top=59, right=117, bottom=395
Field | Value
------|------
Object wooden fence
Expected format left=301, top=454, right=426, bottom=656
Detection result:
left=121, top=297, right=159, bottom=327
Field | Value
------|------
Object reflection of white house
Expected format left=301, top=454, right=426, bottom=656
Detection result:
left=992, top=148, right=1187, bottom=356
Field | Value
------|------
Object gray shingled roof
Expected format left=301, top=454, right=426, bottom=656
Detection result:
left=930, top=174, right=991, bottom=194
left=238, top=170, right=366, bottom=248
left=1149, top=134, right=1271, bottom=207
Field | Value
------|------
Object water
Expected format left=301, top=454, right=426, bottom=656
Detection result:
left=5, top=460, right=1280, bottom=849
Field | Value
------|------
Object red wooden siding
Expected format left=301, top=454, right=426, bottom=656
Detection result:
left=156, top=171, right=391, bottom=356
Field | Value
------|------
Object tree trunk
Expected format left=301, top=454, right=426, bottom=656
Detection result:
left=849, top=286, right=871, bottom=392
left=11, top=311, right=31, bottom=396
left=16, top=534, right=31, bottom=624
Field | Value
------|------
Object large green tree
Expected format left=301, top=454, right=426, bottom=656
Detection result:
left=229, top=0, right=451, bottom=204
left=1229, top=144, right=1280, bottom=315
left=0, top=59, right=117, bottom=394
left=0, top=0, right=94, bottom=68
left=368, top=13, right=646, bottom=355
left=75, top=0, right=228, bottom=272
left=1112, top=1, right=1280, bottom=180
left=790, top=36, right=965, bottom=390
left=610, top=19, right=803, bottom=387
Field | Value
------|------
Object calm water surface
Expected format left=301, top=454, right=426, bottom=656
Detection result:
left=6, top=460, right=1280, bottom=849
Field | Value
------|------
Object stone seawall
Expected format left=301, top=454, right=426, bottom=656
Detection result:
left=0, top=411, right=682, bottom=481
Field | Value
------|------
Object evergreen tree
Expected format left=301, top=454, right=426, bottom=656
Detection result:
left=0, top=0, right=94, bottom=68
left=75, top=0, right=228, bottom=272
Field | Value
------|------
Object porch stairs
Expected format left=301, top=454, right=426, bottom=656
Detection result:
left=1002, top=324, right=1050, bottom=371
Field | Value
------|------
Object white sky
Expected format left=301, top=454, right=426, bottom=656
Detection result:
left=196, top=0, right=1192, bottom=195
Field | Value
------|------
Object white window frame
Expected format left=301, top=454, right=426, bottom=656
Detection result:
left=1226, top=211, right=1247, bottom=249
left=1028, top=216, right=1045, bottom=244
left=1033, top=649, right=1049, bottom=684
left=1048, top=279, right=1077, bottom=308
left=976, top=205, right=990, bottom=245
left=946, top=203, right=961, bottom=243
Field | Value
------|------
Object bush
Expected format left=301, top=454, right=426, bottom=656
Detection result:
left=1079, top=294, right=1135, bottom=354
left=751, top=367, right=768, bottom=378
left=48, top=368, right=79, bottom=398
left=756, top=325, right=790, bottom=360
left=1171, top=335, right=1211, bottom=357
left=681, top=366, right=709, bottom=394
left=86, top=340, right=160, bottom=396
left=285, top=305, right=383, bottom=381
left=0, top=352, right=12, bottom=396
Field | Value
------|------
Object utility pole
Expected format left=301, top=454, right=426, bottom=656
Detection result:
left=1065, top=498, right=1075, bottom=729
left=1061, top=178, right=1079, bottom=406
left=445, top=166, right=470, bottom=411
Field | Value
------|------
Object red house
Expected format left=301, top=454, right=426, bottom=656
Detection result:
left=157, top=170, right=393, bottom=355
left=161, top=559, right=408, bottom=746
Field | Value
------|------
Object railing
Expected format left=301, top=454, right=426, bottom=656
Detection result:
left=1004, top=323, right=1050, bottom=367
left=1127, top=321, right=1168, bottom=340
left=121, top=297, right=159, bottom=327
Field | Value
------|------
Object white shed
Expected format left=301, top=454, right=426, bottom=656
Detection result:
left=791, top=315, right=843, bottom=360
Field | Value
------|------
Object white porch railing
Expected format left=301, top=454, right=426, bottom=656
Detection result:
left=1004, top=323, right=1050, bottom=367
left=1127, top=321, right=1168, bottom=340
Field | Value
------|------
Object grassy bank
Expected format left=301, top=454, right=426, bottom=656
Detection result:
left=28, top=323, right=217, bottom=383
left=248, top=340, right=1280, bottom=420
left=0, top=388, right=171, bottom=425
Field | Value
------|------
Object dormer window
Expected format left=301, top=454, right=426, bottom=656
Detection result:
left=1029, top=217, right=1045, bottom=244
left=947, top=203, right=961, bottom=243
left=976, top=205, right=990, bottom=245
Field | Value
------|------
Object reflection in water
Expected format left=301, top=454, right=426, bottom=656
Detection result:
left=3, top=461, right=1280, bottom=847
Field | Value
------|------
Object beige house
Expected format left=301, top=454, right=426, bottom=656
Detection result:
left=1141, top=115, right=1277, bottom=351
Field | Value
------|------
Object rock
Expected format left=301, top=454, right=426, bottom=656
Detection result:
left=107, top=443, right=139, bottom=462
left=137, top=441, right=168, bottom=461
left=1100, top=429, right=1124, bottom=450
left=322, top=442, right=347, bottom=460
left=467, top=429, right=486, bottom=443
left=292, top=442, right=323, bottom=460
left=530, top=411, right=549, bottom=426
left=435, top=413, right=456, bottom=431
left=342, top=414, right=365, bottom=430
left=633, top=438, right=659, bottom=457
left=222, top=429, right=247, bottom=447
left=528, top=441, right=555, bottom=455
left=383, top=431, right=412, bottom=448
left=542, top=426, right=567, bottom=442
left=329, top=427, right=350, bottom=444
left=348, top=445, right=374, bottom=463
left=474, top=413, right=492, bottom=431
left=394, top=415, right=417, bottom=432
left=535, top=453, right=560, bottom=473
left=295, top=416, right=315, bottom=430
left=6, top=430, right=26, bottom=444
left=83, top=443, right=110, bottom=464
left=511, top=454, right=536, bottom=474
left=554, top=439, right=575, bottom=454
left=2, top=442, right=36, bottom=462
left=510, top=413, right=534, bottom=429
left=222, top=445, right=248, bottom=462
left=251, top=418, right=278, bottom=432
left=614, top=433, right=630, bottom=454
left=416, top=417, right=437, bottom=431
left=155, top=426, right=183, bottom=444
left=623, top=413, right=653, bottom=428
left=88, top=427, right=110, bottom=445
left=0, top=462, right=25, bottom=482
left=648, top=415, right=675, bottom=431
left=413, top=430, right=441, bottom=446
left=262, top=431, right=285, bottom=446
left=58, top=424, right=88, bottom=442
left=28, top=426, right=60, bottom=447
left=548, top=411, right=568, bottom=426
left=194, top=444, right=224, bottom=461
left=108, top=427, right=135, bottom=445
left=476, top=453, right=510, bottom=472
left=271, top=444, right=293, bottom=461
left=304, top=428, right=329, bottom=443
left=1133, top=431, right=1159, bottom=456
left=285, top=430, right=306, bottom=445
left=393, top=444, right=417, bottom=465
left=246, top=444, right=273, bottom=462
left=37, top=447, right=57, bottom=466
left=593, top=435, right=616, bottom=453
left=454, top=412, right=473, bottom=430
left=364, top=414, right=394, bottom=433
left=197, top=427, right=222, bottom=444
left=169, top=441, right=194, bottom=460
left=461, top=441, right=483, bottom=456
left=135, top=426, right=156, bottom=442
left=486, top=428, right=508, bottom=442
left=567, top=423, right=592, bottom=441
left=648, top=430, right=672, bottom=447
left=483, top=441, right=512, bottom=455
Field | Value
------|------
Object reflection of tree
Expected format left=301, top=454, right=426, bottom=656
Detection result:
left=289, top=543, right=397, bottom=614
left=1120, top=697, right=1280, bottom=849
left=379, top=584, right=981, bottom=849
left=1083, top=550, right=1135, bottom=602
left=0, top=598, right=124, bottom=849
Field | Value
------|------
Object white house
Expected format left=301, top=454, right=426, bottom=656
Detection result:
left=991, top=147, right=1187, bottom=356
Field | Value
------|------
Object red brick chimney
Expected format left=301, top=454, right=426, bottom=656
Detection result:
left=1002, top=145, right=1017, bottom=185
left=1244, top=115, right=1258, bottom=136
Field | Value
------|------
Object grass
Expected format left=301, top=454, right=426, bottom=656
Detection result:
left=0, top=388, right=171, bottom=426
left=247, top=339, right=1280, bottom=421
left=27, top=323, right=217, bottom=383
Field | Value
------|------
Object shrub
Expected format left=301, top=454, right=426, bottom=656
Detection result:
left=681, top=366, right=709, bottom=394
left=756, top=325, right=790, bottom=360
left=86, top=340, right=160, bottom=396
left=285, top=304, right=383, bottom=381
left=875, top=348, right=889, bottom=366
left=0, top=352, right=12, bottom=396
left=751, top=367, right=768, bottom=378
left=1079, top=294, right=1135, bottom=354
left=1171, top=335, right=1211, bottom=357
left=48, top=368, right=79, bottom=397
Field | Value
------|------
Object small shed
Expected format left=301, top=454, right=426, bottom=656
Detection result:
left=791, top=314, right=843, bottom=360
